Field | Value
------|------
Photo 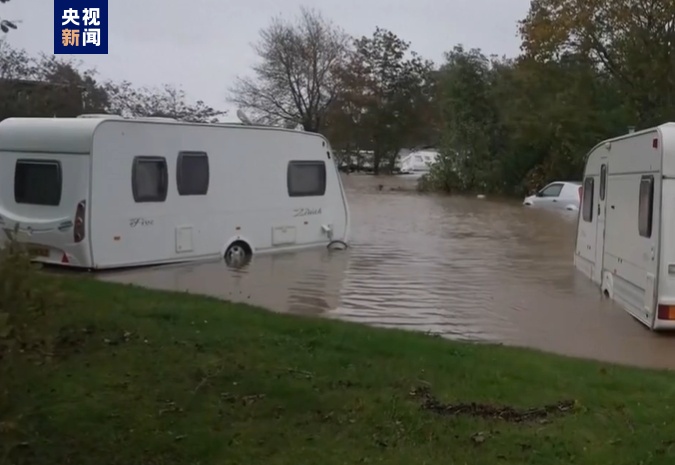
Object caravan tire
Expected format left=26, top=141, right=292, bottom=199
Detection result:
left=224, top=241, right=252, bottom=268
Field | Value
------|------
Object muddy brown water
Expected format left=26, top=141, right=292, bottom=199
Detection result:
left=99, top=174, right=675, bottom=370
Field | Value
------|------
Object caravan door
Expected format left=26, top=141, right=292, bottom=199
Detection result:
left=592, top=161, right=608, bottom=284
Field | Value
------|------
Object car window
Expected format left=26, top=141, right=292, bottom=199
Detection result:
left=539, top=183, right=563, bottom=197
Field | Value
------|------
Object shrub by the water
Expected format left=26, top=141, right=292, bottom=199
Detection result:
left=0, top=224, right=65, bottom=454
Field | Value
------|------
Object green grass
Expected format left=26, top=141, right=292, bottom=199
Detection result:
left=3, top=276, right=675, bottom=464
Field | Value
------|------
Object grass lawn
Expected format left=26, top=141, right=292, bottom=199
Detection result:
left=2, top=276, right=675, bottom=465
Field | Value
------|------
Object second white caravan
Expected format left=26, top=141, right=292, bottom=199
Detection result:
left=574, top=123, right=675, bottom=330
left=0, top=116, right=350, bottom=270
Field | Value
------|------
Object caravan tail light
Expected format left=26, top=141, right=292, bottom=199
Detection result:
left=657, top=305, right=675, bottom=320
left=74, top=200, right=86, bottom=243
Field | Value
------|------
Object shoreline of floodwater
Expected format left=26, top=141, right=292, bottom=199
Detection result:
left=5, top=275, right=675, bottom=464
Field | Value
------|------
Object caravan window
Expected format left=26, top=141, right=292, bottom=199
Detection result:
left=287, top=161, right=326, bottom=197
left=600, top=164, right=607, bottom=200
left=14, top=160, right=62, bottom=206
left=177, top=151, right=209, bottom=196
left=638, top=175, right=654, bottom=238
left=582, top=176, right=594, bottom=222
left=132, top=156, right=168, bottom=202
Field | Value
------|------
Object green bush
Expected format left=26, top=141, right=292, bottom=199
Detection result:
left=418, top=149, right=463, bottom=193
left=0, top=225, right=67, bottom=458
left=0, top=224, right=65, bottom=361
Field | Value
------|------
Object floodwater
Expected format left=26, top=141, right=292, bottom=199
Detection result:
left=99, top=174, right=675, bottom=370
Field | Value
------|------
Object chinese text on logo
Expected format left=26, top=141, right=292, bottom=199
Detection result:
left=54, top=0, right=108, bottom=54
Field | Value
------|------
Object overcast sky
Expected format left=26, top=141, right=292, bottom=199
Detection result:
left=2, top=0, right=530, bottom=121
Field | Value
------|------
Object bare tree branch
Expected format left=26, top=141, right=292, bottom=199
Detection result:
left=104, top=81, right=227, bottom=123
left=228, top=6, right=350, bottom=132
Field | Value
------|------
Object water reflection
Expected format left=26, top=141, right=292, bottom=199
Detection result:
left=100, top=174, right=675, bottom=370
left=101, top=248, right=351, bottom=316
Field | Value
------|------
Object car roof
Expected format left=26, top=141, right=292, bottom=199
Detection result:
left=546, top=180, right=581, bottom=186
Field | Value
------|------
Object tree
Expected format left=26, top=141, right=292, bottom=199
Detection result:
left=228, top=7, right=350, bottom=132
left=519, top=0, right=675, bottom=127
left=0, top=39, right=33, bottom=120
left=429, top=46, right=505, bottom=192
left=321, top=56, right=373, bottom=161
left=494, top=53, right=629, bottom=193
left=0, top=41, right=108, bottom=120
left=427, top=43, right=632, bottom=195
left=37, top=54, right=109, bottom=114
left=105, top=82, right=226, bottom=122
left=334, top=27, right=435, bottom=173
left=0, top=40, right=224, bottom=124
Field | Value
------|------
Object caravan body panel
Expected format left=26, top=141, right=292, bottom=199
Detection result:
left=574, top=124, right=675, bottom=329
left=0, top=117, right=350, bottom=270
left=0, top=118, right=95, bottom=266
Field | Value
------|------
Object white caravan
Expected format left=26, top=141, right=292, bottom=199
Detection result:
left=574, top=123, right=675, bottom=330
left=399, top=150, right=439, bottom=175
left=0, top=116, right=350, bottom=270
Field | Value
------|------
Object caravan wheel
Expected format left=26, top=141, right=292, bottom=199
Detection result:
left=224, top=241, right=252, bottom=268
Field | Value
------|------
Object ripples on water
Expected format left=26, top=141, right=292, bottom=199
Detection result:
left=100, top=174, right=675, bottom=369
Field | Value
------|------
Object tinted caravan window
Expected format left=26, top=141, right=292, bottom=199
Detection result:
left=638, top=175, right=654, bottom=238
left=14, top=160, right=62, bottom=206
left=176, top=151, right=209, bottom=196
left=582, top=176, right=594, bottom=222
left=287, top=161, right=326, bottom=197
left=132, top=156, right=168, bottom=202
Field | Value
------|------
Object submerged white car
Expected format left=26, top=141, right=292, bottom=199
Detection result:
left=523, top=181, right=582, bottom=211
